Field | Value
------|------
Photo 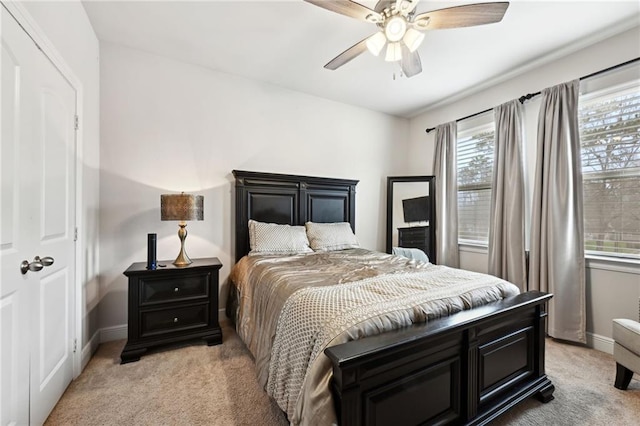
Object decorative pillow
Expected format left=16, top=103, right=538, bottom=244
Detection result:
left=248, top=220, right=313, bottom=256
left=305, top=222, right=360, bottom=252
left=392, top=246, right=429, bottom=263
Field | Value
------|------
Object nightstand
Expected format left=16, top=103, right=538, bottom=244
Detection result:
left=120, top=257, right=223, bottom=364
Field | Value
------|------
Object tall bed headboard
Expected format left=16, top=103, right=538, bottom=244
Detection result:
left=233, top=170, right=359, bottom=261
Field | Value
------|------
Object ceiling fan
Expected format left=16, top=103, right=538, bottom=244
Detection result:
left=304, top=0, right=509, bottom=77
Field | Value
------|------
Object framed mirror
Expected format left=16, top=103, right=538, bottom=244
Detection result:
left=386, top=176, right=436, bottom=263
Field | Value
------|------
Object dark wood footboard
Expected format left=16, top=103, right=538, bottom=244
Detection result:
left=325, top=291, right=554, bottom=425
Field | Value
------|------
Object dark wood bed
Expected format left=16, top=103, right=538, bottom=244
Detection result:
left=232, top=169, right=554, bottom=425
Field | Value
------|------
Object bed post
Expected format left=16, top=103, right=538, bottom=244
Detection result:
left=330, top=367, right=361, bottom=425
left=234, top=174, right=248, bottom=262
left=462, top=328, right=479, bottom=421
left=534, top=302, right=555, bottom=403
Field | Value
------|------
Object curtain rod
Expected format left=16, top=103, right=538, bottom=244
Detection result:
left=516, top=57, right=640, bottom=105
left=424, top=107, right=493, bottom=134
left=425, top=57, right=640, bottom=133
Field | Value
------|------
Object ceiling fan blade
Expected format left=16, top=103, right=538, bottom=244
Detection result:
left=413, top=2, right=509, bottom=30
left=324, top=37, right=370, bottom=70
left=305, top=0, right=383, bottom=23
left=401, top=44, right=422, bottom=77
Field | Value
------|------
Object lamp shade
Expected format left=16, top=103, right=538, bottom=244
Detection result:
left=161, top=193, right=204, bottom=221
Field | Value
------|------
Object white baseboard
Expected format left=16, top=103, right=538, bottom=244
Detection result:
left=81, top=330, right=101, bottom=371
left=587, top=332, right=614, bottom=355
left=100, top=324, right=128, bottom=343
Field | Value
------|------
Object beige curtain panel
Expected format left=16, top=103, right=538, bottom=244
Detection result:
left=489, top=100, right=527, bottom=291
left=529, top=80, right=586, bottom=344
left=433, top=122, right=459, bottom=268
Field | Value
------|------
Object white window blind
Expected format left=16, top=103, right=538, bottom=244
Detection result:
left=579, top=82, right=640, bottom=259
left=457, top=124, right=495, bottom=244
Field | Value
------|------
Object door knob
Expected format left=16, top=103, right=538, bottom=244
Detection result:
left=35, top=256, right=54, bottom=266
left=20, top=256, right=54, bottom=274
left=20, top=259, right=44, bottom=274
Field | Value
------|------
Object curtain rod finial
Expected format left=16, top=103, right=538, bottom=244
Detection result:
left=520, top=92, right=540, bottom=104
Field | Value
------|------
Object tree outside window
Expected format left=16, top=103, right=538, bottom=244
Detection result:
left=579, top=84, right=640, bottom=258
left=457, top=126, right=495, bottom=244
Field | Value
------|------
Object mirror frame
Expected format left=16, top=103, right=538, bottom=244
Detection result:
left=386, top=176, right=437, bottom=263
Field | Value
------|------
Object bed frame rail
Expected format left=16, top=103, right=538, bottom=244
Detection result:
left=325, top=291, right=554, bottom=426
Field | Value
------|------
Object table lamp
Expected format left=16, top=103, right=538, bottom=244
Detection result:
left=160, top=192, right=204, bottom=266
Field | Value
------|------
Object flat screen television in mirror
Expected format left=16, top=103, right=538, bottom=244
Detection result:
left=402, top=196, right=430, bottom=223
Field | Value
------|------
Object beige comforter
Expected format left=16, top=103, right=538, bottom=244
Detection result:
left=230, top=248, right=520, bottom=426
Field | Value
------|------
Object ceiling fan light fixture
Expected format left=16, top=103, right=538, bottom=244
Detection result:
left=384, top=16, right=407, bottom=42
left=384, top=42, right=402, bottom=62
left=403, top=28, right=425, bottom=52
left=366, top=31, right=387, bottom=56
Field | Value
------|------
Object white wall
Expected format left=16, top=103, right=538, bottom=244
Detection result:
left=19, top=1, right=101, bottom=349
left=98, top=42, right=409, bottom=331
left=408, top=27, right=640, bottom=345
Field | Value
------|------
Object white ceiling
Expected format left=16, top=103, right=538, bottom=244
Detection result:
left=82, top=0, right=640, bottom=118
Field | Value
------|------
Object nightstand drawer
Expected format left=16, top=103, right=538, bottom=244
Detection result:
left=399, top=230, right=428, bottom=238
left=400, top=236, right=428, bottom=243
left=140, top=303, right=209, bottom=338
left=139, top=274, right=209, bottom=305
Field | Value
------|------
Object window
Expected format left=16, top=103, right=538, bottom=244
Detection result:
left=457, top=123, right=495, bottom=244
left=579, top=81, right=640, bottom=259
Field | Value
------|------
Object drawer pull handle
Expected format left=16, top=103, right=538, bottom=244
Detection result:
left=173, top=317, right=178, bottom=323
left=174, top=287, right=179, bottom=292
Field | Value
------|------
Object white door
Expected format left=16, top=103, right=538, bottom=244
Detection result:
left=1, top=5, right=76, bottom=425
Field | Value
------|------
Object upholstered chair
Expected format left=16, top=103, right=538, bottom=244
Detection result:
left=613, top=318, right=640, bottom=390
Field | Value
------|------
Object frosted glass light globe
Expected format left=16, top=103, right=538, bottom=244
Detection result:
left=385, top=16, right=407, bottom=42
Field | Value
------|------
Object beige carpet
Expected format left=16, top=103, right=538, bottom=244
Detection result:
left=46, top=324, right=640, bottom=425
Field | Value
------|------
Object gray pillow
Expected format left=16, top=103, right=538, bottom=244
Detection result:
left=248, top=220, right=313, bottom=256
left=305, top=222, right=359, bottom=252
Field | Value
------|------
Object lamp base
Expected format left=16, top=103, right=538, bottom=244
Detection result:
left=173, top=251, right=192, bottom=267
left=173, top=222, right=192, bottom=267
